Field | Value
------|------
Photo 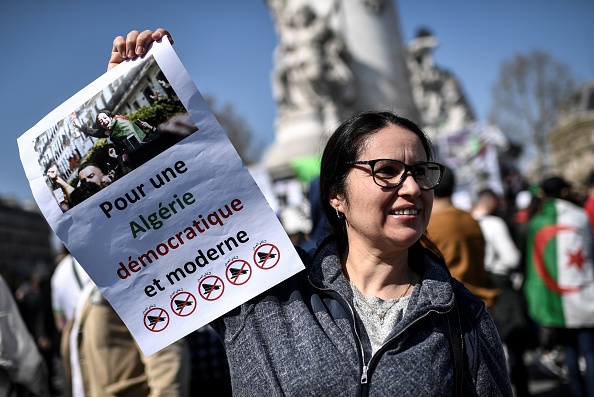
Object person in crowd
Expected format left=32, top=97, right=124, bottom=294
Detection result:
left=51, top=248, right=92, bottom=332
left=47, top=160, right=114, bottom=194
left=75, top=110, right=197, bottom=174
left=0, top=274, right=48, bottom=397
left=299, top=175, right=331, bottom=251
left=46, top=164, right=75, bottom=208
left=14, top=272, right=58, bottom=396
left=471, top=189, right=521, bottom=280
left=512, top=190, right=568, bottom=384
left=47, top=162, right=114, bottom=208
left=503, top=168, right=529, bottom=220
left=59, top=200, right=72, bottom=213
left=510, top=190, right=535, bottom=267
left=73, top=111, right=157, bottom=154
left=50, top=246, right=92, bottom=394
left=279, top=205, right=311, bottom=246
left=426, top=166, right=499, bottom=308
left=185, top=325, right=232, bottom=397
left=76, top=162, right=115, bottom=189
left=583, top=169, right=594, bottom=228
left=102, top=27, right=513, bottom=396
left=69, top=180, right=103, bottom=206
left=472, top=188, right=533, bottom=397
left=64, top=283, right=190, bottom=397
left=95, top=110, right=156, bottom=151
left=524, top=176, right=594, bottom=397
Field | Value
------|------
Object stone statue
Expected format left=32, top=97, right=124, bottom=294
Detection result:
left=406, top=28, right=475, bottom=137
left=269, top=1, right=356, bottom=127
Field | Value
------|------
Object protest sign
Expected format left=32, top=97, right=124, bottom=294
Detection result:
left=437, top=123, right=506, bottom=210
left=17, top=39, right=305, bottom=356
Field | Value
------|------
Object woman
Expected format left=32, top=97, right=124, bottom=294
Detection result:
left=96, top=109, right=156, bottom=151
left=108, top=29, right=512, bottom=396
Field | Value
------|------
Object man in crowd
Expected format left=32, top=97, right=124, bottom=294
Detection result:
left=426, top=166, right=499, bottom=308
left=524, top=176, right=594, bottom=397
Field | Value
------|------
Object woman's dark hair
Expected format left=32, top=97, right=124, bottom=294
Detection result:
left=78, top=161, right=107, bottom=175
left=319, top=110, right=436, bottom=256
left=96, top=109, right=114, bottom=129
left=433, top=165, right=455, bottom=198
left=97, top=109, right=113, bottom=118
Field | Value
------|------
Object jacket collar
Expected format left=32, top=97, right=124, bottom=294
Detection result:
left=307, top=236, right=455, bottom=314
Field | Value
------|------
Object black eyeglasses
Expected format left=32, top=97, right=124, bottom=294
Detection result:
left=348, top=159, right=445, bottom=190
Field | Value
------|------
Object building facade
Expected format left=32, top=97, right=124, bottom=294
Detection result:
left=0, top=198, right=54, bottom=290
left=548, top=80, right=594, bottom=187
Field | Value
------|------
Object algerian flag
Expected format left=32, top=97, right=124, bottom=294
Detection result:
left=524, top=198, right=594, bottom=328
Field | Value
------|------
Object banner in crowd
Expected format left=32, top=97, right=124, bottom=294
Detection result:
left=437, top=123, right=506, bottom=209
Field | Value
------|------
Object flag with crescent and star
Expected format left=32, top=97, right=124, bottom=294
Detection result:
left=524, top=198, right=594, bottom=328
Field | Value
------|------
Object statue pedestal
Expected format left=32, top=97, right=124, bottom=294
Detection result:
left=264, top=109, right=330, bottom=180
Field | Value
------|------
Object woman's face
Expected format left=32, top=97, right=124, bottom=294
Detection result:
left=331, top=124, right=434, bottom=254
left=97, top=112, right=112, bottom=129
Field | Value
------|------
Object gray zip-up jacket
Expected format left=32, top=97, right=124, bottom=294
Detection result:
left=212, top=237, right=512, bottom=396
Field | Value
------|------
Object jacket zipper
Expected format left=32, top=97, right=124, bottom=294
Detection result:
left=310, top=277, right=452, bottom=388
left=309, top=277, right=453, bottom=391
left=308, top=278, right=369, bottom=384
left=361, top=365, right=368, bottom=384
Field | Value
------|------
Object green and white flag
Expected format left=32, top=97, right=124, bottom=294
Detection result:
left=525, top=198, right=594, bottom=328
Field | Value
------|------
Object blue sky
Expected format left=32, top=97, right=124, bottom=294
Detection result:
left=1, top=0, right=593, bottom=203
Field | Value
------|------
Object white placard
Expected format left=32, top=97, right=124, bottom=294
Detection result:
left=17, top=39, right=304, bottom=356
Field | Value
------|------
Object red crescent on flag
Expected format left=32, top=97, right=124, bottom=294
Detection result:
left=532, top=225, right=582, bottom=294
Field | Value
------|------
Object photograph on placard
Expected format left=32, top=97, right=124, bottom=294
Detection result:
left=35, top=56, right=198, bottom=212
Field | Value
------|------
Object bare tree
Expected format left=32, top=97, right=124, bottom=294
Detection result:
left=488, top=50, right=574, bottom=180
left=204, top=96, right=263, bottom=166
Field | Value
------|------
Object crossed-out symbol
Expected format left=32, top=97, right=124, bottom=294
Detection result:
left=226, top=259, right=252, bottom=286
left=170, top=291, right=197, bottom=317
left=198, top=275, right=225, bottom=301
left=254, top=243, right=281, bottom=270
left=144, top=307, right=169, bottom=332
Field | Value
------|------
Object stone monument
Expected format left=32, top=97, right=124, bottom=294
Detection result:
left=405, top=27, right=475, bottom=140
left=264, top=0, right=420, bottom=181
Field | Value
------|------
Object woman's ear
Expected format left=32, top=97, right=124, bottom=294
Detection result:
left=329, top=193, right=344, bottom=215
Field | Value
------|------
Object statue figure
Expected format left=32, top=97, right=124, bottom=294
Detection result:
left=269, top=2, right=356, bottom=127
left=406, top=28, right=475, bottom=136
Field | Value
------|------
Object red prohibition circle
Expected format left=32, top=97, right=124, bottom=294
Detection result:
left=198, top=275, right=225, bottom=301
left=253, top=243, right=281, bottom=270
left=170, top=291, right=197, bottom=317
left=226, top=259, right=252, bottom=285
left=143, top=308, right=170, bottom=332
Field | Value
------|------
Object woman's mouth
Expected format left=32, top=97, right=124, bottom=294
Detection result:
left=390, top=208, right=419, bottom=215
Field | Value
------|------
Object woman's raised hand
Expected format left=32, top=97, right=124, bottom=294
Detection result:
left=108, top=28, right=172, bottom=70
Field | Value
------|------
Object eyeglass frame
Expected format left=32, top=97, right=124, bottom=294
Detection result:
left=347, top=159, right=445, bottom=190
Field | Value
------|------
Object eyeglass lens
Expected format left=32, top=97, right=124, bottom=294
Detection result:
left=372, top=160, right=441, bottom=189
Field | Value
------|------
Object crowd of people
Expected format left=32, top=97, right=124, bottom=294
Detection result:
left=14, top=163, right=594, bottom=397
left=3, top=28, right=594, bottom=397
left=287, top=167, right=594, bottom=397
